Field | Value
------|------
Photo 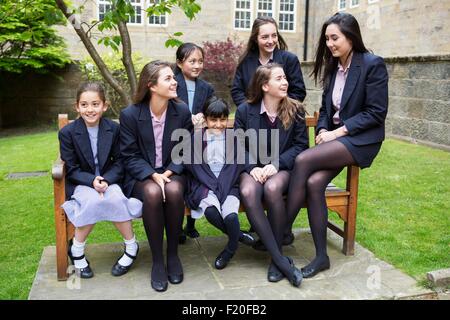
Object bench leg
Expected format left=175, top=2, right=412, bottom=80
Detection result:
left=54, top=180, right=69, bottom=281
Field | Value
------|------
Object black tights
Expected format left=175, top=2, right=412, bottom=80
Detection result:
left=239, top=171, right=294, bottom=278
left=285, top=140, right=355, bottom=267
left=133, top=175, right=186, bottom=282
left=204, top=207, right=240, bottom=257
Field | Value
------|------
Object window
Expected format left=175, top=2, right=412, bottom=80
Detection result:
left=98, top=0, right=113, bottom=21
left=338, top=0, right=346, bottom=11
left=128, top=0, right=142, bottom=24
left=98, top=0, right=142, bottom=25
left=350, top=0, right=360, bottom=7
left=257, top=0, right=273, bottom=18
left=278, top=0, right=295, bottom=31
left=368, top=0, right=379, bottom=3
left=234, top=0, right=252, bottom=29
left=148, top=0, right=167, bottom=26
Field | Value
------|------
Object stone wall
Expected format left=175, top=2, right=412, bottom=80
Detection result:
left=1, top=55, right=449, bottom=150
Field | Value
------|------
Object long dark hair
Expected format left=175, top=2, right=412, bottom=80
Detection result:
left=175, top=42, right=205, bottom=75
left=311, top=12, right=369, bottom=88
left=202, top=96, right=230, bottom=119
left=247, top=63, right=304, bottom=129
left=238, top=16, right=288, bottom=65
left=133, top=60, right=175, bottom=104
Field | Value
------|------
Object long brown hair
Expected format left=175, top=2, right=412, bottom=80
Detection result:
left=311, top=12, right=369, bottom=89
left=133, top=60, right=178, bottom=104
left=238, top=16, right=288, bottom=65
left=247, top=63, right=304, bottom=129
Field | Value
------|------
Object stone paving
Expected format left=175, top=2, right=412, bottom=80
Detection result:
left=29, top=228, right=435, bottom=300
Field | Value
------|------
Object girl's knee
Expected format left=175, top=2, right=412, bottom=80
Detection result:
left=143, top=184, right=162, bottom=202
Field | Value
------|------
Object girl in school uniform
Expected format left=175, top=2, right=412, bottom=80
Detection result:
left=175, top=42, right=215, bottom=242
left=234, top=63, right=308, bottom=287
left=184, top=97, right=255, bottom=270
left=60, top=82, right=141, bottom=279
left=231, top=16, right=307, bottom=109
left=285, top=12, right=389, bottom=278
left=120, top=61, right=193, bottom=292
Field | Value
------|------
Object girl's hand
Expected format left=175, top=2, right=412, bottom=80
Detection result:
left=261, top=164, right=278, bottom=181
left=316, top=130, right=337, bottom=144
left=93, top=176, right=108, bottom=194
left=192, top=113, right=205, bottom=128
left=151, top=173, right=171, bottom=202
left=250, top=167, right=265, bottom=184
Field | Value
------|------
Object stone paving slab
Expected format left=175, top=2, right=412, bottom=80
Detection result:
left=28, top=229, right=435, bottom=300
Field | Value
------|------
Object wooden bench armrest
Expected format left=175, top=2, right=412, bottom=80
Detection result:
left=52, top=156, right=65, bottom=180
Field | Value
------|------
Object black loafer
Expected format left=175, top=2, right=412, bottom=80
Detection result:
left=301, top=256, right=330, bottom=279
left=168, top=273, right=184, bottom=284
left=282, top=232, right=295, bottom=245
left=185, top=227, right=200, bottom=239
left=111, top=243, right=139, bottom=277
left=214, top=250, right=234, bottom=270
left=252, top=239, right=267, bottom=251
left=239, top=231, right=256, bottom=246
left=267, top=261, right=284, bottom=282
left=286, top=256, right=303, bottom=287
left=151, top=279, right=168, bottom=292
left=68, top=241, right=94, bottom=279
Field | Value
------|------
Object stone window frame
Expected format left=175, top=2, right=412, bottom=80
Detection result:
left=278, top=0, right=296, bottom=32
left=256, top=0, right=274, bottom=18
left=147, top=0, right=168, bottom=27
left=97, top=0, right=144, bottom=26
left=350, top=0, right=360, bottom=8
left=338, top=0, right=347, bottom=11
left=234, top=0, right=253, bottom=30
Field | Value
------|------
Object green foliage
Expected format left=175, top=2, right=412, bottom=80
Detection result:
left=0, top=0, right=71, bottom=73
left=78, top=52, right=145, bottom=115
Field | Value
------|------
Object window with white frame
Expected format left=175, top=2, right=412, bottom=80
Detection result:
left=350, top=0, right=360, bottom=7
left=98, top=0, right=142, bottom=24
left=368, top=0, right=379, bottom=3
left=148, top=0, right=167, bottom=26
left=278, top=0, right=295, bottom=31
left=234, top=0, right=252, bottom=29
left=338, top=0, right=346, bottom=10
left=257, top=0, right=273, bottom=18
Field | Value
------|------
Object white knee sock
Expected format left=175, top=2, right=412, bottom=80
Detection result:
left=118, top=235, right=138, bottom=267
left=71, top=238, right=88, bottom=269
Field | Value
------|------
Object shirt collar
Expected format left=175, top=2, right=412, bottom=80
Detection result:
left=150, top=107, right=167, bottom=123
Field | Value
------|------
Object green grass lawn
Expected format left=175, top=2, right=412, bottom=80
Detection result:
left=0, top=130, right=449, bottom=299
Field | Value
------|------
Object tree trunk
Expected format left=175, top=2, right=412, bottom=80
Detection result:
left=118, top=21, right=137, bottom=98
left=55, top=0, right=132, bottom=106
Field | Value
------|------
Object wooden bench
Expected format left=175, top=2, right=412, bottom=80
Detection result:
left=52, top=112, right=360, bottom=280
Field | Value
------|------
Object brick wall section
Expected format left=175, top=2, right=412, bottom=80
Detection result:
left=1, top=55, right=449, bottom=150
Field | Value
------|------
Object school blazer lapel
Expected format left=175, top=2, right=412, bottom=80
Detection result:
left=340, top=52, right=362, bottom=112
left=74, top=118, right=96, bottom=172
left=192, top=80, right=205, bottom=114
left=137, top=103, right=156, bottom=168
left=97, top=118, right=113, bottom=172
left=176, top=73, right=189, bottom=104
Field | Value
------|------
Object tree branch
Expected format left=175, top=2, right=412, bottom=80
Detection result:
left=117, top=20, right=137, bottom=97
left=55, top=0, right=131, bottom=106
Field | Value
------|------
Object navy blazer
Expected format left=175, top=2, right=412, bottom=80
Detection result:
left=317, top=52, right=389, bottom=146
left=231, top=48, right=307, bottom=106
left=184, top=132, right=244, bottom=210
left=119, top=99, right=193, bottom=197
left=59, top=117, right=123, bottom=199
left=175, top=72, right=215, bottom=115
left=234, top=102, right=309, bottom=173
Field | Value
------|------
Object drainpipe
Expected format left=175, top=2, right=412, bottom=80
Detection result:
left=303, top=0, right=310, bottom=61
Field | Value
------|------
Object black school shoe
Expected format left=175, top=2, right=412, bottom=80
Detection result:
left=214, top=249, right=235, bottom=270
left=68, top=240, right=94, bottom=279
left=111, top=243, right=139, bottom=277
left=238, top=231, right=256, bottom=246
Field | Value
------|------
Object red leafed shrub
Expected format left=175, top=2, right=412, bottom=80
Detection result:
left=202, top=37, right=244, bottom=85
